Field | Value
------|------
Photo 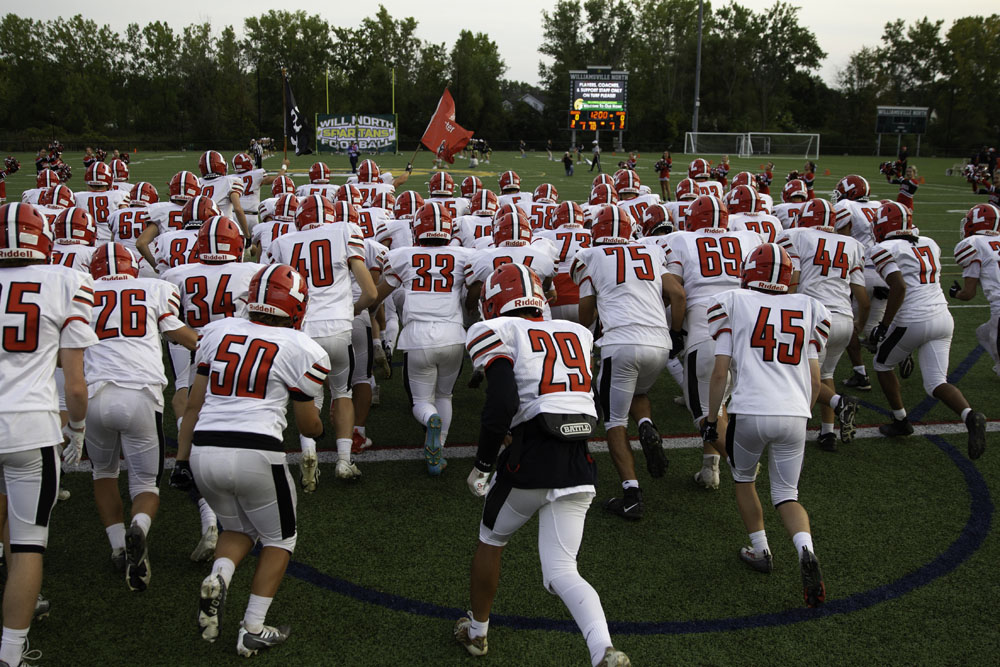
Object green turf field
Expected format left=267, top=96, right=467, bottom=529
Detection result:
left=4, top=150, right=999, bottom=665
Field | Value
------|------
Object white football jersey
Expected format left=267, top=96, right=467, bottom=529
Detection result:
left=74, top=190, right=129, bottom=235
left=729, top=213, right=782, bottom=243
left=200, top=175, right=244, bottom=218
left=235, top=169, right=266, bottom=215
left=251, top=221, right=296, bottom=257
left=295, top=183, right=339, bottom=200
left=355, top=182, right=395, bottom=205
left=709, top=289, right=829, bottom=418
left=777, top=228, right=865, bottom=316
left=384, top=246, right=475, bottom=350
left=772, top=202, right=804, bottom=230
left=193, top=317, right=330, bottom=443
left=696, top=181, right=724, bottom=199
left=428, top=196, right=471, bottom=220
left=516, top=201, right=558, bottom=230
left=108, top=207, right=152, bottom=253
left=374, top=218, right=413, bottom=251
left=20, top=187, right=45, bottom=205
left=571, top=242, right=670, bottom=347
left=759, top=193, right=774, bottom=213
left=833, top=200, right=881, bottom=251
left=0, top=265, right=98, bottom=449
left=33, top=205, right=61, bottom=226
left=870, top=236, right=949, bottom=324
left=955, top=234, right=1000, bottom=314
left=618, top=194, right=662, bottom=230
left=467, top=243, right=556, bottom=287
left=357, top=206, right=390, bottom=240
left=535, top=225, right=593, bottom=275
left=265, top=222, right=365, bottom=336
left=664, top=200, right=695, bottom=231
left=50, top=243, right=96, bottom=273
left=466, top=316, right=597, bottom=428
left=86, top=277, right=185, bottom=391
left=146, top=202, right=186, bottom=235
left=112, top=182, right=132, bottom=193
left=497, top=192, right=532, bottom=209
left=160, top=261, right=265, bottom=329
left=257, top=196, right=279, bottom=222
left=152, top=229, right=200, bottom=273
left=452, top=214, right=494, bottom=248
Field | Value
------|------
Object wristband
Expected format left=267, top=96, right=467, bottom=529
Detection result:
left=69, top=419, right=86, bottom=430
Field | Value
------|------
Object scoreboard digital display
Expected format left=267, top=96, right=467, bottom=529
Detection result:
left=876, top=106, right=929, bottom=134
left=568, top=68, right=628, bottom=131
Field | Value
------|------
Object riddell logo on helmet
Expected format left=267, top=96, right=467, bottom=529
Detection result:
left=512, top=297, right=541, bottom=309
left=753, top=281, right=786, bottom=291
left=0, top=248, right=36, bottom=258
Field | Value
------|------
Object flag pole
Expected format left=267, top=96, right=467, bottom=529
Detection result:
left=282, top=67, right=288, bottom=161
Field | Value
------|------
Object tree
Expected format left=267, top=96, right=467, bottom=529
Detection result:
left=450, top=31, right=506, bottom=137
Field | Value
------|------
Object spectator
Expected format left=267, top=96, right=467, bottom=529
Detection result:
left=590, top=141, right=602, bottom=173
left=546, top=139, right=553, bottom=161
left=562, top=151, right=574, bottom=177
left=519, top=139, right=527, bottom=158
left=35, top=148, right=49, bottom=173
left=250, top=138, right=264, bottom=169
left=348, top=141, right=360, bottom=173
left=575, top=144, right=583, bottom=164
left=654, top=151, right=672, bottom=201
left=898, top=145, right=908, bottom=174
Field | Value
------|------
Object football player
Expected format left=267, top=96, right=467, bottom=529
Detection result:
left=518, top=183, right=559, bottom=231
left=460, top=175, right=483, bottom=199
left=296, top=162, right=338, bottom=200
left=725, top=185, right=781, bottom=243
left=49, top=208, right=98, bottom=273
left=664, top=178, right=699, bottom=230
left=615, top=171, right=661, bottom=229
left=251, top=193, right=298, bottom=261
left=377, top=191, right=422, bottom=355
left=85, top=243, right=197, bottom=590
left=110, top=158, right=131, bottom=193
left=108, top=182, right=157, bottom=275
left=776, top=199, right=867, bottom=450
left=357, top=191, right=393, bottom=241
left=265, top=196, right=378, bottom=488
left=867, top=202, right=987, bottom=458
left=772, top=178, right=808, bottom=230
left=456, top=264, right=630, bottom=667
left=570, top=206, right=684, bottom=520
left=232, top=152, right=289, bottom=230
left=151, top=196, right=221, bottom=274
left=354, top=159, right=397, bottom=203
left=688, top=158, right=723, bottom=199
left=704, top=243, right=830, bottom=608
left=535, top=201, right=591, bottom=323
left=0, top=203, right=98, bottom=666
left=581, top=184, right=619, bottom=227
left=20, top=168, right=60, bottom=205
left=136, top=170, right=202, bottom=269
left=428, top=172, right=471, bottom=220
left=374, top=204, right=475, bottom=473
left=74, top=162, right=130, bottom=238
left=665, top=195, right=762, bottom=488
left=257, top=174, right=296, bottom=224
left=730, top=171, right=773, bottom=212
left=496, top=170, right=530, bottom=208
left=951, top=204, right=1000, bottom=376
left=453, top=190, right=498, bottom=249
left=197, top=150, right=248, bottom=237
left=181, top=264, right=328, bottom=657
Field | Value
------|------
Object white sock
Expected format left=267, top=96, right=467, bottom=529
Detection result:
left=197, top=498, right=216, bottom=532
left=793, top=531, right=814, bottom=559
left=242, top=594, right=273, bottom=634
left=749, top=529, right=770, bottom=554
left=546, top=572, right=612, bottom=667
left=131, top=512, right=152, bottom=536
left=703, top=454, right=720, bottom=469
left=336, top=438, right=352, bottom=460
left=821, top=422, right=835, bottom=435
left=853, top=365, right=867, bottom=376
left=637, top=417, right=651, bottom=428
left=830, top=394, right=841, bottom=410
left=961, top=407, right=972, bottom=421
left=299, top=435, right=316, bottom=456
left=0, top=627, right=28, bottom=667
left=666, top=357, right=684, bottom=384
left=211, top=557, right=236, bottom=586
left=468, top=615, right=489, bottom=639
left=106, top=523, right=126, bottom=550
left=892, top=408, right=907, bottom=421
left=355, top=426, right=366, bottom=438
left=621, top=479, right=639, bottom=491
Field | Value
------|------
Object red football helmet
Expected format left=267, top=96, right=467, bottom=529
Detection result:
left=296, top=194, right=335, bottom=229
left=685, top=195, right=729, bottom=231
left=470, top=189, right=499, bottom=217
left=833, top=175, right=870, bottom=203
left=271, top=175, right=295, bottom=197
left=331, top=201, right=360, bottom=224
left=272, top=194, right=299, bottom=222
left=90, top=242, right=139, bottom=280
left=85, top=161, right=113, bottom=188
left=961, top=204, right=1000, bottom=238
left=369, top=191, right=396, bottom=212
left=181, top=196, right=221, bottom=227
left=533, top=183, right=559, bottom=203
left=725, top=185, right=764, bottom=214
left=460, top=175, right=482, bottom=198
left=36, top=168, right=60, bottom=189
left=110, top=159, right=129, bottom=183
left=247, top=264, right=309, bottom=329
left=591, top=205, right=633, bottom=245
left=874, top=202, right=916, bottom=243
left=642, top=203, right=674, bottom=236
left=0, top=204, right=52, bottom=260
left=52, top=208, right=97, bottom=246
left=198, top=150, right=227, bottom=178
left=308, top=162, right=331, bottom=184
left=552, top=201, right=586, bottom=228
left=393, top=191, right=425, bottom=219
left=412, top=203, right=453, bottom=244
left=493, top=203, right=526, bottom=223
left=169, top=171, right=203, bottom=203
left=197, top=216, right=245, bottom=263
left=796, top=199, right=836, bottom=229
left=498, top=170, right=520, bottom=193
left=688, top=158, right=711, bottom=181
left=129, top=182, right=158, bottom=207
left=492, top=211, right=532, bottom=245
left=675, top=178, right=699, bottom=201
left=480, top=263, right=546, bottom=320
left=232, top=152, right=254, bottom=174
left=429, top=172, right=455, bottom=197
left=613, top=170, right=641, bottom=196
left=48, top=185, right=76, bottom=210
left=741, top=243, right=793, bottom=293
left=335, top=184, right=364, bottom=207
left=592, top=173, right=614, bottom=189
left=730, top=171, right=756, bottom=190
left=781, top=179, right=808, bottom=203
left=358, top=159, right=381, bottom=184
left=589, top=184, right=619, bottom=206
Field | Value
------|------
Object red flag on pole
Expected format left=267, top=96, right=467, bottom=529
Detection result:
left=420, top=89, right=474, bottom=164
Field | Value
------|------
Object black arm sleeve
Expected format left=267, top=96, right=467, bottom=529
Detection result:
left=474, top=359, right=519, bottom=472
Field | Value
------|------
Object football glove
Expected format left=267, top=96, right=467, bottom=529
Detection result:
left=372, top=341, right=391, bottom=380
left=170, top=460, right=195, bottom=491
left=61, top=422, right=86, bottom=466
left=467, top=466, right=491, bottom=498
left=669, top=328, right=687, bottom=359
left=700, top=419, right=719, bottom=443
left=949, top=280, right=961, bottom=298
left=468, top=368, right=485, bottom=389
left=869, top=322, right=889, bottom=347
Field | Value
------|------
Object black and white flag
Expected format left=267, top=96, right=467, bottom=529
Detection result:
left=284, top=73, right=313, bottom=156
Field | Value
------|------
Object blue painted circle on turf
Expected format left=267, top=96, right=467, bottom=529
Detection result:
left=286, top=433, right=992, bottom=634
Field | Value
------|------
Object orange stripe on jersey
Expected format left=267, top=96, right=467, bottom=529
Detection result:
left=711, top=327, right=731, bottom=340
left=62, top=316, right=89, bottom=329
left=312, top=362, right=330, bottom=374
left=707, top=313, right=727, bottom=324
left=471, top=339, right=502, bottom=361
left=73, top=296, right=94, bottom=306
left=78, top=285, right=94, bottom=295
left=157, top=312, right=174, bottom=321
left=469, top=330, right=495, bottom=348
left=484, top=354, right=513, bottom=369
left=304, top=373, right=324, bottom=385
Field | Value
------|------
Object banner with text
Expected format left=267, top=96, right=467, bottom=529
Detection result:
left=316, top=114, right=397, bottom=154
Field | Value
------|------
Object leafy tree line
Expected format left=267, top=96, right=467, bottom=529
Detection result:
left=0, top=6, right=997, bottom=155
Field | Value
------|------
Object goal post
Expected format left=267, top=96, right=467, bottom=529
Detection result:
left=684, top=132, right=820, bottom=159
left=684, top=132, right=748, bottom=156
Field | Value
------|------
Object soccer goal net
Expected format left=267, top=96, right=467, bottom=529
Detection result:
left=684, top=132, right=820, bottom=159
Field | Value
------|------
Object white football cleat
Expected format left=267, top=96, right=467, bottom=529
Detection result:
left=693, top=464, right=720, bottom=490
left=335, top=459, right=362, bottom=480
left=237, top=622, right=290, bottom=657
left=190, top=524, right=218, bottom=562
left=300, top=452, right=319, bottom=493
left=598, top=647, right=631, bottom=667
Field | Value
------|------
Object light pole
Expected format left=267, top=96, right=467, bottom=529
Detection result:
left=691, top=0, right=703, bottom=153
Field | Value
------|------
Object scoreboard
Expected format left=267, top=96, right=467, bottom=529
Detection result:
left=568, top=68, right=628, bottom=131
left=876, top=106, right=929, bottom=134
